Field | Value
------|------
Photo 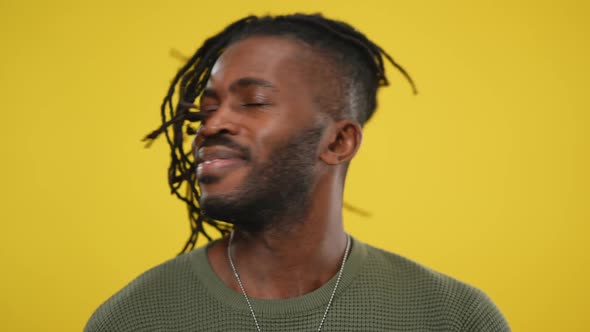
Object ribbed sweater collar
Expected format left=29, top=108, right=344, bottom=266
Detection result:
left=188, top=236, right=368, bottom=316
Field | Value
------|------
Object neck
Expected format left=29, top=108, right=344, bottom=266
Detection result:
left=207, top=177, right=348, bottom=299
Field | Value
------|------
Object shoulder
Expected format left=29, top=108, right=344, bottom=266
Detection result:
left=356, top=242, right=511, bottom=331
left=83, top=250, right=203, bottom=332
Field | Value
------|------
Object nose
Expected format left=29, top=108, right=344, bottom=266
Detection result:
left=198, top=103, right=240, bottom=137
left=192, top=104, right=240, bottom=148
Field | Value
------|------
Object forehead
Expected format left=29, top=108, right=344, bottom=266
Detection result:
left=208, top=36, right=316, bottom=88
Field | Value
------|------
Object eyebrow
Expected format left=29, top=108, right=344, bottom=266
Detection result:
left=230, top=77, right=277, bottom=92
left=202, top=77, right=277, bottom=98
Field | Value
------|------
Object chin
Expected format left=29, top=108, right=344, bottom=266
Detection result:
left=198, top=192, right=241, bottom=224
left=198, top=167, right=247, bottom=195
left=198, top=177, right=260, bottom=227
left=199, top=183, right=237, bottom=204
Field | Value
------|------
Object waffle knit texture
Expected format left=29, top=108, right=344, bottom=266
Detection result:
left=85, top=238, right=510, bottom=331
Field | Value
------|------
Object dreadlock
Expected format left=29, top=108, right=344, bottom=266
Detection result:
left=143, top=13, right=416, bottom=254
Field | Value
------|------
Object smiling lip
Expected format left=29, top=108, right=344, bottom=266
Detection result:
left=196, top=147, right=247, bottom=178
left=199, top=157, right=243, bottom=169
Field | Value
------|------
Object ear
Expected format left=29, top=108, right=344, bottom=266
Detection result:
left=320, top=119, right=363, bottom=165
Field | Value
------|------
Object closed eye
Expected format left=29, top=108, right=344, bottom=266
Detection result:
left=241, top=103, right=270, bottom=108
left=198, top=104, right=218, bottom=113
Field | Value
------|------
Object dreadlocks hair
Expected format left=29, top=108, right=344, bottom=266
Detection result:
left=143, top=13, right=417, bottom=254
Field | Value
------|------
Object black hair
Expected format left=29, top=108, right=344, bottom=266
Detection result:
left=143, top=13, right=416, bottom=254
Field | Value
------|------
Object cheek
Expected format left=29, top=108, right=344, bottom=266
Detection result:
left=251, top=130, right=276, bottom=163
left=191, top=129, right=204, bottom=157
left=249, top=121, right=299, bottom=163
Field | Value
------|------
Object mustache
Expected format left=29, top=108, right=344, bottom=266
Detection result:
left=197, top=135, right=251, bottom=160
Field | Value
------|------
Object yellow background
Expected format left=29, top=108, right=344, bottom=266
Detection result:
left=1, top=0, right=588, bottom=331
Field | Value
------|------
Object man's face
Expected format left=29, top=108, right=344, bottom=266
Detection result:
left=193, top=36, right=327, bottom=230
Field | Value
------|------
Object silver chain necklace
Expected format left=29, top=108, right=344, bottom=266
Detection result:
left=227, top=232, right=351, bottom=332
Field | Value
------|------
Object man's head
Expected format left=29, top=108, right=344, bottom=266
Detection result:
left=194, top=36, right=333, bottom=232
left=144, top=13, right=415, bottom=252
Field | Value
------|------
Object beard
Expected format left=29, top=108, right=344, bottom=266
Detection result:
left=199, top=124, right=325, bottom=232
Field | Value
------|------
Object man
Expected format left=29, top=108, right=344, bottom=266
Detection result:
left=85, top=13, right=510, bottom=331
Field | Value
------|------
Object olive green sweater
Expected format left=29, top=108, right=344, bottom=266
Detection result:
left=85, top=238, right=510, bottom=331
